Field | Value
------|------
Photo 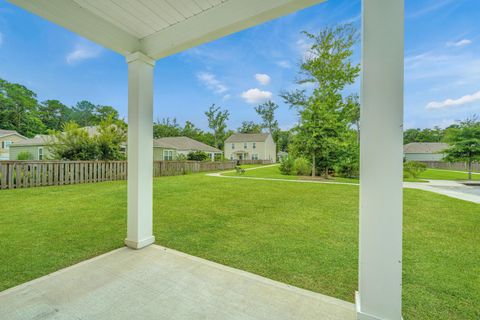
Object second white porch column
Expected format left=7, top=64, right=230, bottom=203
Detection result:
left=357, top=1, right=404, bottom=319
left=125, top=52, right=155, bottom=250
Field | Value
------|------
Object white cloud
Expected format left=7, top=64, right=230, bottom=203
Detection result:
left=66, top=39, right=103, bottom=64
left=197, top=72, right=228, bottom=94
left=276, top=60, right=291, bottom=68
left=296, top=38, right=312, bottom=60
left=446, top=39, right=472, bottom=47
left=222, top=94, right=231, bottom=101
left=426, top=90, right=480, bottom=109
left=241, top=88, right=272, bottom=104
left=407, top=0, right=456, bottom=19
left=255, top=73, right=271, bottom=85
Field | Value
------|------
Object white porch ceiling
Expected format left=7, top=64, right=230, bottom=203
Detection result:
left=9, top=0, right=325, bottom=60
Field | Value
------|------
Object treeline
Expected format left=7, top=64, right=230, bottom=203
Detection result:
left=0, top=77, right=290, bottom=151
left=404, top=126, right=459, bottom=144
left=0, top=78, right=123, bottom=137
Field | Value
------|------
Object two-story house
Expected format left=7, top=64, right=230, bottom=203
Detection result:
left=224, top=133, right=276, bottom=163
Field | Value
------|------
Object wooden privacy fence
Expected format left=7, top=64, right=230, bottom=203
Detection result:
left=153, top=160, right=235, bottom=176
left=0, top=160, right=235, bottom=190
left=0, top=161, right=127, bottom=190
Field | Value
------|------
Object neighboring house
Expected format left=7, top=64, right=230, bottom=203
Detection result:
left=0, top=129, right=27, bottom=160
left=9, top=135, right=54, bottom=160
left=403, top=142, right=449, bottom=161
left=8, top=126, right=105, bottom=160
left=224, top=133, right=276, bottom=162
left=153, top=136, right=222, bottom=161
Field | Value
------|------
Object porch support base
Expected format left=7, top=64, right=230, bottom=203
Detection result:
left=125, top=236, right=156, bottom=250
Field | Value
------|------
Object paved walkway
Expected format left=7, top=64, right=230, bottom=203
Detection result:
left=404, top=180, right=480, bottom=204
left=0, top=245, right=355, bottom=320
left=208, top=166, right=480, bottom=204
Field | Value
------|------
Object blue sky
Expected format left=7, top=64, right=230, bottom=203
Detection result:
left=0, top=0, right=479, bottom=131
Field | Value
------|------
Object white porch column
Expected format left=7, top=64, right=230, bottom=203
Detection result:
left=125, top=52, right=156, bottom=250
left=357, top=1, right=404, bottom=320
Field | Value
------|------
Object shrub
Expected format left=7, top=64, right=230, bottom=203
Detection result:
left=334, top=158, right=359, bottom=178
left=279, top=157, right=295, bottom=175
left=404, top=161, right=427, bottom=179
left=187, top=151, right=208, bottom=161
left=17, top=151, right=34, bottom=160
left=294, top=157, right=311, bottom=176
left=176, top=153, right=187, bottom=161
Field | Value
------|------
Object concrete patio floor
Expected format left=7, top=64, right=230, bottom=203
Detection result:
left=0, top=245, right=355, bottom=320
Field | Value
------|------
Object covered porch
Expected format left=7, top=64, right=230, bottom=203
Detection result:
left=0, top=245, right=355, bottom=320
left=6, top=1, right=405, bottom=319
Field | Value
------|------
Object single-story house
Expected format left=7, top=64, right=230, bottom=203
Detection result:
left=153, top=136, right=222, bottom=161
left=9, top=134, right=54, bottom=160
left=9, top=126, right=105, bottom=160
left=0, top=129, right=27, bottom=160
left=224, top=133, right=276, bottom=162
left=403, top=142, right=449, bottom=161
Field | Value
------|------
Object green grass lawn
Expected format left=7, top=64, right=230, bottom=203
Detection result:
left=418, top=168, right=480, bottom=181
left=223, top=164, right=359, bottom=183
left=226, top=164, right=480, bottom=183
left=1, top=173, right=479, bottom=319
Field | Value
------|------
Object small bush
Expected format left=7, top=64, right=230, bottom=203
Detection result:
left=187, top=151, right=208, bottom=161
left=294, top=157, right=311, bottom=176
left=17, top=151, right=34, bottom=160
left=404, top=161, right=427, bottom=179
left=279, top=157, right=295, bottom=175
left=334, top=158, right=359, bottom=178
left=176, top=153, right=187, bottom=161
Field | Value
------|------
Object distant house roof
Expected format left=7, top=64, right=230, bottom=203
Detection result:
left=153, top=137, right=221, bottom=153
left=403, top=142, right=449, bottom=154
left=10, top=126, right=102, bottom=147
left=225, top=133, right=271, bottom=143
left=0, top=129, right=27, bottom=139
left=10, top=134, right=54, bottom=147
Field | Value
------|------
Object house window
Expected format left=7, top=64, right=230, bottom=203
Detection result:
left=230, top=155, right=233, bottom=160
left=253, top=142, right=256, bottom=149
left=38, top=147, right=44, bottom=160
left=231, top=143, right=235, bottom=149
left=1, top=141, right=12, bottom=149
left=252, top=154, right=258, bottom=160
left=163, top=150, right=174, bottom=161
left=244, top=142, right=247, bottom=149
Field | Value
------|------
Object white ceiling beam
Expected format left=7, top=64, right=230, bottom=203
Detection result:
left=9, top=0, right=140, bottom=56
left=141, top=0, right=325, bottom=60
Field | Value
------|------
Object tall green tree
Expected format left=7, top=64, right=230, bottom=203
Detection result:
left=95, top=105, right=120, bottom=123
left=254, top=100, right=279, bottom=139
left=153, top=118, right=182, bottom=138
left=282, top=24, right=360, bottom=177
left=70, top=100, right=97, bottom=127
left=205, top=104, right=230, bottom=150
left=39, top=99, right=71, bottom=131
left=0, top=79, right=45, bottom=136
left=237, top=121, right=262, bottom=133
left=443, top=117, right=480, bottom=180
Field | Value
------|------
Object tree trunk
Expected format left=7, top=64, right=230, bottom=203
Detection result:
left=468, top=160, right=472, bottom=180
left=312, top=153, right=316, bottom=177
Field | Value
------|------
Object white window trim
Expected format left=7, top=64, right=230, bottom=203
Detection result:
left=163, top=149, right=174, bottom=161
left=38, top=147, right=44, bottom=160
